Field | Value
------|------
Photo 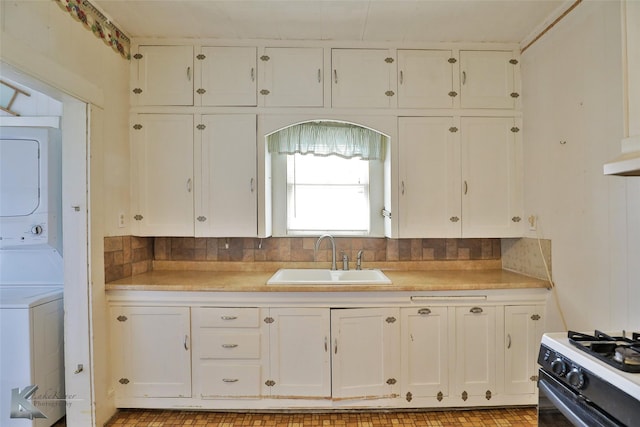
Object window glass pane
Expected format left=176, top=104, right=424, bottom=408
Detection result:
left=287, top=154, right=370, bottom=233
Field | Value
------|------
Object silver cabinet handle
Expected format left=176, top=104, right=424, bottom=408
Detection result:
left=250, top=178, right=255, bottom=193
left=222, top=378, right=239, bottom=383
left=334, top=338, right=338, bottom=354
left=222, top=344, right=238, bottom=349
left=251, top=67, right=255, bottom=82
left=187, top=178, right=192, bottom=193
left=187, top=66, right=192, bottom=81
left=401, top=181, right=405, bottom=195
left=333, top=69, right=338, bottom=84
left=464, top=180, right=468, bottom=195
left=418, top=308, right=431, bottom=315
left=184, top=335, right=189, bottom=350
left=221, top=315, right=237, bottom=320
left=507, top=334, right=512, bottom=349
left=470, top=307, right=483, bottom=314
left=318, top=69, right=321, bottom=83
left=462, top=70, right=466, bottom=85
left=400, top=70, right=404, bottom=85
left=324, top=336, right=328, bottom=352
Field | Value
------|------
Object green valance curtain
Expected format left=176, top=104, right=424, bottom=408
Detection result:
left=267, top=122, right=387, bottom=161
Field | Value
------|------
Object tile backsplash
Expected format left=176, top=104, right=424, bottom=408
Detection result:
left=104, top=236, right=501, bottom=282
left=104, top=236, right=153, bottom=283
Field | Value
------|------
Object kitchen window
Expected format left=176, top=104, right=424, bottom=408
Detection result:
left=269, top=121, right=388, bottom=236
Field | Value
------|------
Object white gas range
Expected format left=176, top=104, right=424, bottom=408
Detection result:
left=538, top=331, right=640, bottom=426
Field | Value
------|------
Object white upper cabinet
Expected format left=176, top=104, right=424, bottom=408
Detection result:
left=195, top=114, right=257, bottom=237
left=398, top=117, right=461, bottom=238
left=461, top=117, right=523, bottom=237
left=459, top=50, right=518, bottom=109
left=198, top=46, right=257, bottom=106
left=132, top=45, right=194, bottom=106
left=331, top=49, right=396, bottom=108
left=397, top=50, right=456, bottom=109
left=131, top=114, right=194, bottom=236
left=259, top=47, right=324, bottom=107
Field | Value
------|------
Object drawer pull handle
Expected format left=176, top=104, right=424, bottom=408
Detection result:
left=222, top=378, right=239, bottom=383
left=222, top=344, right=238, bottom=349
left=184, top=335, right=189, bottom=350
left=417, top=308, right=431, bottom=315
left=470, top=307, right=483, bottom=314
left=221, top=316, right=237, bottom=320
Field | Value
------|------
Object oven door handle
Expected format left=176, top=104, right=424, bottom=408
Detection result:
left=538, top=377, right=622, bottom=427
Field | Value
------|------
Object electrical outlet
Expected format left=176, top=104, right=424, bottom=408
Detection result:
left=118, top=212, right=126, bottom=228
left=528, top=214, right=537, bottom=231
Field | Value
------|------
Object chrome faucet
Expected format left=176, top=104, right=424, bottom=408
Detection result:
left=315, top=234, right=337, bottom=270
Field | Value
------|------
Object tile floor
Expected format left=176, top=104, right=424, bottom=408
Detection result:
left=56, top=407, right=537, bottom=426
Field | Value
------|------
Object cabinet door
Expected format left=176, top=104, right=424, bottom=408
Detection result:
left=268, top=308, right=331, bottom=398
left=332, top=49, right=395, bottom=108
left=196, top=114, right=257, bottom=237
left=400, top=306, right=449, bottom=400
left=398, top=50, right=455, bottom=108
left=331, top=308, right=400, bottom=399
left=132, top=45, right=194, bottom=106
left=199, top=46, right=257, bottom=106
left=459, top=50, right=517, bottom=109
left=398, top=117, right=460, bottom=237
left=504, top=305, right=543, bottom=395
left=131, top=114, right=194, bottom=236
left=454, top=305, right=496, bottom=399
left=461, top=117, right=523, bottom=237
left=261, top=47, right=324, bottom=107
left=111, top=306, right=191, bottom=398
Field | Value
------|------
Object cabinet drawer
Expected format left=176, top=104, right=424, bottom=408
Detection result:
left=199, top=331, right=262, bottom=359
left=199, top=363, right=262, bottom=398
left=197, top=307, right=260, bottom=327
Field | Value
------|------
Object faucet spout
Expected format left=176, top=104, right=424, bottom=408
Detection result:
left=314, top=234, right=337, bottom=271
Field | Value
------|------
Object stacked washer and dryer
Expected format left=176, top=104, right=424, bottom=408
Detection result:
left=0, top=117, right=65, bottom=427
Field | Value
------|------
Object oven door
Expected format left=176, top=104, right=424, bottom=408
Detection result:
left=538, top=370, right=624, bottom=427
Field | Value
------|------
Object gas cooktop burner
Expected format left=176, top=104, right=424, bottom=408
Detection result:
left=568, top=330, right=640, bottom=373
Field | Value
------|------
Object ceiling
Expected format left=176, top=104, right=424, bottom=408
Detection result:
left=93, top=0, right=569, bottom=44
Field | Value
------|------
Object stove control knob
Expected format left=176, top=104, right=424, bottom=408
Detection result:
left=31, top=225, right=44, bottom=235
left=550, top=358, right=567, bottom=376
left=567, top=368, right=585, bottom=389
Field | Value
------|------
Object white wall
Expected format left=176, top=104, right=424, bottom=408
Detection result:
left=521, top=0, right=639, bottom=332
left=1, top=1, right=130, bottom=425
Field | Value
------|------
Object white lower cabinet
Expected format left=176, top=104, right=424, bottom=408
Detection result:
left=192, top=307, right=267, bottom=399
left=454, top=305, right=497, bottom=401
left=110, top=306, right=191, bottom=399
left=330, top=308, right=401, bottom=400
left=267, top=308, right=331, bottom=398
left=400, top=306, right=449, bottom=402
left=109, top=293, right=544, bottom=409
left=504, top=305, right=544, bottom=395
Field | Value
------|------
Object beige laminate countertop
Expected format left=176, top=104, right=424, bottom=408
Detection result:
left=105, top=268, right=549, bottom=293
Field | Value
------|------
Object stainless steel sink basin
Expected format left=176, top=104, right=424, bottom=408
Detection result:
left=266, top=268, right=392, bottom=285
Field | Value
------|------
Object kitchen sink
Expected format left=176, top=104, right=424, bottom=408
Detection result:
left=266, top=268, right=392, bottom=285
